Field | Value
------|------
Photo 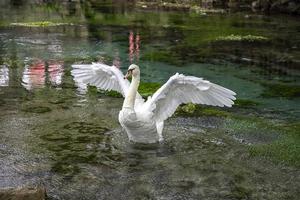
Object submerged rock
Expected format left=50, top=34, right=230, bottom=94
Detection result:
left=0, top=186, right=46, bottom=200
left=21, top=105, right=52, bottom=113
left=252, top=0, right=300, bottom=14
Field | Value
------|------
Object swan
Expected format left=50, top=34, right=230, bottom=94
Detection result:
left=71, top=63, right=236, bottom=143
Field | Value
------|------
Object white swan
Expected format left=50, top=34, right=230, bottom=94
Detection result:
left=71, top=63, right=236, bottom=143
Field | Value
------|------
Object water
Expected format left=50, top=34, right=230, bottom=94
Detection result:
left=0, top=1, right=299, bottom=199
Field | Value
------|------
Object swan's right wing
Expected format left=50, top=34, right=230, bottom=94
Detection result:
left=71, top=63, right=129, bottom=97
left=144, top=73, right=236, bottom=122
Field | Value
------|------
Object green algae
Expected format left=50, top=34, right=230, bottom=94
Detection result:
left=235, top=99, right=260, bottom=107
left=0, top=99, right=5, bottom=106
left=87, top=85, right=123, bottom=98
left=87, top=82, right=162, bottom=99
left=249, top=122, right=300, bottom=167
left=138, top=82, right=161, bottom=98
left=38, top=121, right=123, bottom=176
left=21, top=105, right=52, bottom=113
left=176, top=104, right=299, bottom=168
left=141, top=50, right=182, bottom=66
left=176, top=103, right=231, bottom=117
left=261, top=83, right=300, bottom=98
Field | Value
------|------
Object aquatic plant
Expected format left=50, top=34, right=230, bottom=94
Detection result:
left=216, top=34, right=268, bottom=42
left=249, top=122, right=300, bottom=167
left=234, top=99, right=259, bottom=107
left=10, top=21, right=72, bottom=27
left=176, top=103, right=230, bottom=117
left=261, top=83, right=300, bottom=98
left=88, top=82, right=162, bottom=99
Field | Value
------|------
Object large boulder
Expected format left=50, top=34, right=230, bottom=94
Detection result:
left=270, top=0, right=300, bottom=14
left=252, top=0, right=271, bottom=12
left=252, top=0, right=300, bottom=14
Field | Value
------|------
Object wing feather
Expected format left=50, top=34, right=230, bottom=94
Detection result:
left=71, top=63, right=129, bottom=97
left=143, top=73, right=236, bottom=122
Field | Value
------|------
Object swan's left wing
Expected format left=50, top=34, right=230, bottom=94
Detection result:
left=144, top=73, right=236, bottom=122
left=71, top=63, right=129, bottom=97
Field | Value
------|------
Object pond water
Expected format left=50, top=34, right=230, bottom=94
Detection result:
left=0, top=1, right=299, bottom=200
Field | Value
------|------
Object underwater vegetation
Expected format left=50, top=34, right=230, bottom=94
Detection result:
left=216, top=34, right=268, bottom=42
left=249, top=122, right=300, bottom=167
left=261, top=83, right=300, bottom=98
left=10, top=21, right=72, bottom=27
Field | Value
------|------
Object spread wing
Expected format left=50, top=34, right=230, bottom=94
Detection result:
left=144, top=73, right=236, bottom=122
left=71, top=63, right=130, bottom=97
left=71, top=63, right=145, bottom=108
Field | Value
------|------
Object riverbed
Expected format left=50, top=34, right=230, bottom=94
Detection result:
left=0, top=1, right=299, bottom=199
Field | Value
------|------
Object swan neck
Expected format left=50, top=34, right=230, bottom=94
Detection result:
left=123, top=75, right=140, bottom=109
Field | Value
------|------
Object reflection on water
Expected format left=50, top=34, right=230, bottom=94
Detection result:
left=0, top=65, right=9, bottom=86
left=129, top=31, right=140, bottom=63
left=22, top=60, right=63, bottom=90
left=48, top=61, right=64, bottom=86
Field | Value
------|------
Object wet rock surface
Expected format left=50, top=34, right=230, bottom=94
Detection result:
left=0, top=186, right=46, bottom=200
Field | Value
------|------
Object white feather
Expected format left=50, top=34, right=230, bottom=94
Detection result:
left=142, top=73, right=236, bottom=123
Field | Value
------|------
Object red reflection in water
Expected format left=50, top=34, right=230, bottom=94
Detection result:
left=22, top=60, right=45, bottom=90
left=48, top=61, right=64, bottom=85
left=22, top=59, right=64, bottom=90
left=113, top=50, right=121, bottom=68
left=129, top=31, right=140, bottom=63
left=135, top=34, right=140, bottom=61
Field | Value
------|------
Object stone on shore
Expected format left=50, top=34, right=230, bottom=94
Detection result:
left=0, top=186, right=46, bottom=200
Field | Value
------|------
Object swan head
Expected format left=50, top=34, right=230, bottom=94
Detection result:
left=124, top=64, right=140, bottom=79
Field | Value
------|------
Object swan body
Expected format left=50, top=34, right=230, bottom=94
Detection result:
left=71, top=63, right=236, bottom=143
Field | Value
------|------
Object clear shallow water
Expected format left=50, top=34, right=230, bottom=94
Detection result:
left=0, top=1, right=299, bottom=200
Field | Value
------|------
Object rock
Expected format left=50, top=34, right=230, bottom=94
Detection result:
left=270, top=0, right=300, bottom=14
left=0, top=186, right=46, bottom=200
left=252, top=0, right=300, bottom=14
left=252, top=0, right=271, bottom=12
